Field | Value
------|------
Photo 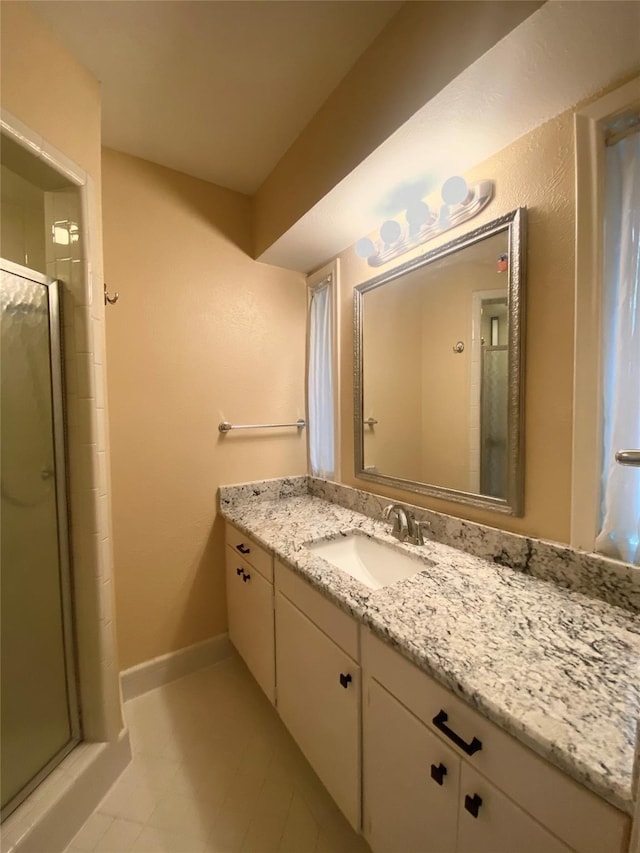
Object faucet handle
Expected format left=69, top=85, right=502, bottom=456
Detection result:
left=407, top=514, right=431, bottom=545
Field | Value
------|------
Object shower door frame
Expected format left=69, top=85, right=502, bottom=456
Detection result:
left=1, top=257, right=81, bottom=822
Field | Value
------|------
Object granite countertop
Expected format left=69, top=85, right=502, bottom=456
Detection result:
left=219, top=491, right=640, bottom=816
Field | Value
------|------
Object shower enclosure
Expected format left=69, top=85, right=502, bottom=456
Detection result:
left=1, top=258, right=80, bottom=821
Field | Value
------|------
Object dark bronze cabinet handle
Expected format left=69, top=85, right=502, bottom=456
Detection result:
left=432, top=710, right=482, bottom=756
left=430, top=763, right=447, bottom=785
left=242, top=572, right=251, bottom=582
left=464, top=793, right=482, bottom=818
left=339, top=673, right=352, bottom=688
left=236, top=543, right=251, bottom=554
left=236, top=567, right=243, bottom=576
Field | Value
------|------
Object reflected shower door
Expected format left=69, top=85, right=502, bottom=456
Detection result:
left=480, top=346, right=508, bottom=498
left=1, top=259, right=79, bottom=821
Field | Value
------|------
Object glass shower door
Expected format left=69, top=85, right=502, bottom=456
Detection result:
left=1, top=259, right=80, bottom=821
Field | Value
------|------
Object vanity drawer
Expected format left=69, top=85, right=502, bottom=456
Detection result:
left=275, top=559, right=360, bottom=661
left=225, top=523, right=273, bottom=582
left=363, top=630, right=629, bottom=853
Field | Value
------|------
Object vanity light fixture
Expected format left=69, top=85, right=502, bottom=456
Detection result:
left=356, top=177, right=495, bottom=268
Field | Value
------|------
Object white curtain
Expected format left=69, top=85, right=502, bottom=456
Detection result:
left=308, top=282, right=335, bottom=479
left=595, top=130, right=640, bottom=566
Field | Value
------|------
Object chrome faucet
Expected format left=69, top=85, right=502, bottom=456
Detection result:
left=383, top=503, right=431, bottom=545
left=383, top=503, right=409, bottom=541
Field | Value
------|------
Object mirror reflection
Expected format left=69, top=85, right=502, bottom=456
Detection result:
left=355, top=210, right=525, bottom=515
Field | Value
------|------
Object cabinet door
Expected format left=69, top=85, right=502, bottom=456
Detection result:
left=275, top=591, right=360, bottom=830
left=364, top=678, right=459, bottom=853
left=225, top=553, right=275, bottom=704
left=457, top=764, right=572, bottom=853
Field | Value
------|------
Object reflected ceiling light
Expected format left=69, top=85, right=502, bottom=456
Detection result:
left=356, top=177, right=494, bottom=267
left=380, top=219, right=402, bottom=244
left=355, top=237, right=376, bottom=259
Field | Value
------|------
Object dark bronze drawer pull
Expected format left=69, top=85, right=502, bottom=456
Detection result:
left=339, top=673, right=352, bottom=688
left=236, top=543, right=251, bottom=555
left=430, top=763, right=447, bottom=785
left=236, top=567, right=243, bottom=576
left=242, top=571, right=251, bottom=582
left=464, top=793, right=482, bottom=818
left=432, top=710, right=482, bottom=756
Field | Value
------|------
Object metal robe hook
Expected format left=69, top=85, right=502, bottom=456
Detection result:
left=104, top=283, right=119, bottom=305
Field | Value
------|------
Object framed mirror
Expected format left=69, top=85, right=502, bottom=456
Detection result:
left=354, top=208, right=526, bottom=515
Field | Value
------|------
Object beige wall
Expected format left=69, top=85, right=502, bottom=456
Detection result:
left=339, top=109, right=575, bottom=543
left=419, top=251, right=507, bottom=492
left=253, top=0, right=542, bottom=258
left=1, top=1, right=101, bottom=183
left=419, top=264, right=474, bottom=493
left=363, top=275, right=423, bottom=480
left=102, top=149, right=307, bottom=669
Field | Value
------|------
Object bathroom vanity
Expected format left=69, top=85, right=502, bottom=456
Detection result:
left=220, top=476, right=639, bottom=853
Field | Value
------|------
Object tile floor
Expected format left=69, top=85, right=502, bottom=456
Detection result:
left=65, top=655, right=370, bottom=853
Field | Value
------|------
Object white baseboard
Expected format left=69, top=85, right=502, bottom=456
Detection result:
left=120, top=633, right=232, bottom=702
left=3, top=731, right=131, bottom=853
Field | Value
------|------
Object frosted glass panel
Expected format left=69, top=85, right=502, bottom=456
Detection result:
left=1, top=267, right=76, bottom=817
left=480, top=347, right=508, bottom=498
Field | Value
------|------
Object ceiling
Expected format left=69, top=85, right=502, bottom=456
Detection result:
left=260, top=0, right=640, bottom=271
left=31, top=0, right=401, bottom=195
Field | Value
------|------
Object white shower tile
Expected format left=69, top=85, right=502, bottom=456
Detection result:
left=72, top=487, right=100, bottom=535
left=74, top=306, right=94, bottom=354
left=94, top=365, right=106, bottom=409
left=97, top=451, right=109, bottom=496
left=95, top=409, right=107, bottom=453
left=76, top=356, right=96, bottom=400
left=71, top=259, right=91, bottom=306
left=93, top=318, right=105, bottom=365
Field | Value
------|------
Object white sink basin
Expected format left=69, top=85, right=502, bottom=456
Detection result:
left=307, top=533, right=427, bottom=590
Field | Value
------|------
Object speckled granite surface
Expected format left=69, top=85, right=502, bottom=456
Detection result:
left=307, top=478, right=640, bottom=614
left=219, top=479, right=640, bottom=815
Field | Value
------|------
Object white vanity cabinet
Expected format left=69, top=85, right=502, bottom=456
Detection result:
left=274, top=559, right=361, bottom=830
left=363, top=630, right=629, bottom=853
left=224, top=521, right=630, bottom=853
left=456, top=764, right=571, bottom=853
left=365, top=678, right=460, bottom=853
left=224, top=523, right=275, bottom=704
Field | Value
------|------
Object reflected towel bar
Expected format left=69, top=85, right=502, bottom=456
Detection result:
left=364, top=417, right=378, bottom=426
left=218, top=418, right=306, bottom=433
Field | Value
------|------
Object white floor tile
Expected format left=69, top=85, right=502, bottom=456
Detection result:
left=94, top=817, right=144, bottom=852
left=98, top=779, right=159, bottom=824
left=278, top=794, right=319, bottom=853
left=130, top=824, right=206, bottom=853
left=69, top=811, right=113, bottom=850
left=65, top=656, right=368, bottom=853
left=146, top=791, right=216, bottom=841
